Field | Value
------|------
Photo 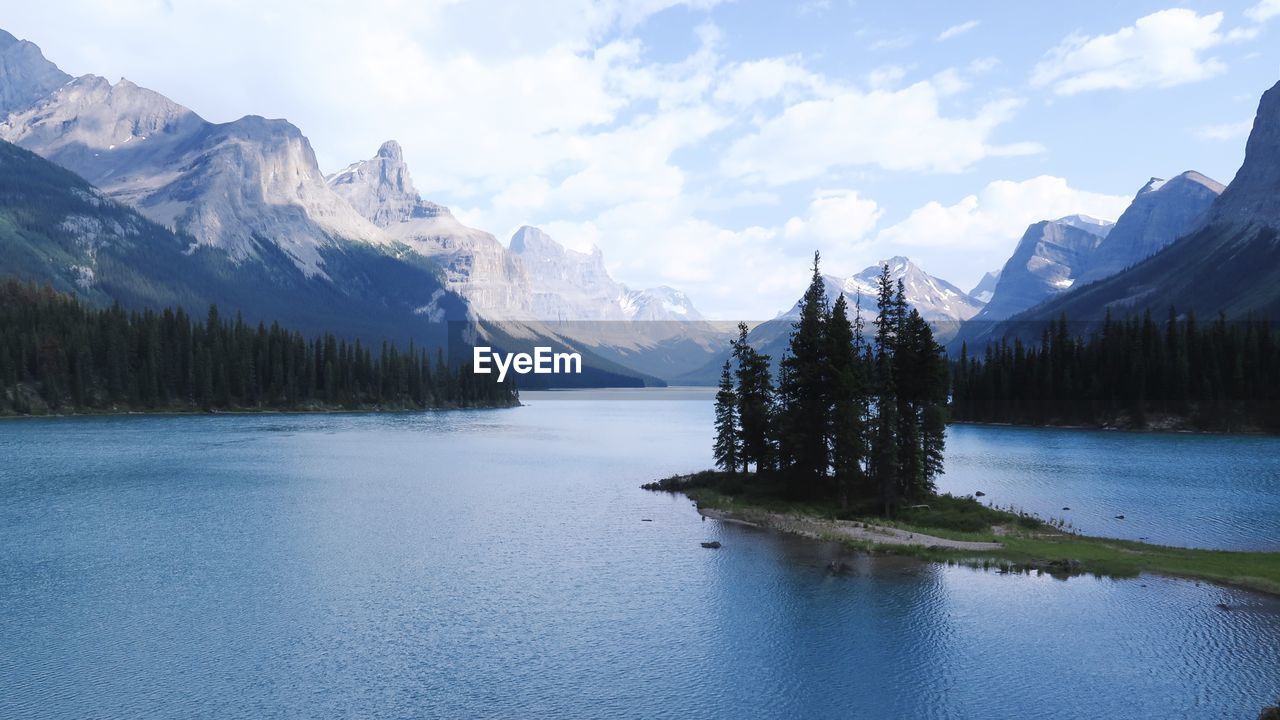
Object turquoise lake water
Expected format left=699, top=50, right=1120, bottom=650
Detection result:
left=2, top=388, right=1278, bottom=718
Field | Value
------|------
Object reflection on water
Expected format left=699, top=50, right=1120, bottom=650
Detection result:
left=1, top=389, right=1277, bottom=719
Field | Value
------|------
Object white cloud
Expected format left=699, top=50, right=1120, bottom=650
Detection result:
left=876, top=176, right=1130, bottom=249
left=721, top=82, right=1039, bottom=182
left=712, top=56, right=824, bottom=106
left=783, top=190, right=882, bottom=245
left=870, top=176, right=1131, bottom=289
left=1246, top=0, right=1280, bottom=23
left=533, top=203, right=796, bottom=317
left=1031, top=9, right=1243, bottom=95
left=868, top=34, right=914, bottom=51
left=937, top=20, right=979, bottom=42
left=1195, top=119, right=1254, bottom=140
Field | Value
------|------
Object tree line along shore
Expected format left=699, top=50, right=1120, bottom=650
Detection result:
left=0, top=281, right=518, bottom=415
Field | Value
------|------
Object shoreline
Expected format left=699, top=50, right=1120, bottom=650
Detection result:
left=0, top=401, right=522, bottom=420
left=948, top=418, right=1276, bottom=438
left=697, top=507, right=1003, bottom=552
left=652, top=477, right=1280, bottom=598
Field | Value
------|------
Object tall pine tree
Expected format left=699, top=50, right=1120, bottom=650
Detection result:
left=713, top=360, right=740, bottom=473
left=777, top=251, right=831, bottom=496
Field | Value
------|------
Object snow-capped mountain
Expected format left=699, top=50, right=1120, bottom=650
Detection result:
left=327, top=141, right=533, bottom=316
left=968, top=270, right=1000, bottom=304
left=756, top=256, right=981, bottom=351
left=1074, top=171, right=1223, bottom=286
left=621, top=286, right=704, bottom=322
left=784, top=257, right=984, bottom=328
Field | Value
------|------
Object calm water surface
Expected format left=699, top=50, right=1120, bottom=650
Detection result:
left=939, top=423, right=1280, bottom=550
left=1, top=388, right=1278, bottom=719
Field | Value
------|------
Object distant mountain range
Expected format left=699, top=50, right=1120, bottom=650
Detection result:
left=950, top=169, right=1225, bottom=352
left=0, top=28, right=710, bottom=386
left=982, top=79, right=1280, bottom=338
left=3, top=25, right=1279, bottom=384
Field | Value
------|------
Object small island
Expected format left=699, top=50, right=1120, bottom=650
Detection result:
left=645, top=256, right=1280, bottom=597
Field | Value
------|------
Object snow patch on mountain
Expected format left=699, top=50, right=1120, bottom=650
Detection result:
left=778, top=256, right=984, bottom=330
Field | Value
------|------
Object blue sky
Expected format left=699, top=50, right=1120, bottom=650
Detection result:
left=5, top=0, right=1280, bottom=317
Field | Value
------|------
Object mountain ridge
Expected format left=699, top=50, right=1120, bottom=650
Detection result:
left=974, top=79, right=1280, bottom=342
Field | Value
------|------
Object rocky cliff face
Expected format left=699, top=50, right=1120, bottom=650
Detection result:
left=0, top=29, right=70, bottom=117
left=1075, top=171, right=1223, bottom=285
left=973, top=216, right=1112, bottom=323
left=509, top=226, right=627, bottom=321
left=1201, top=81, right=1280, bottom=232
left=1, top=67, right=386, bottom=275
left=327, top=140, right=448, bottom=226
left=328, top=141, right=533, bottom=316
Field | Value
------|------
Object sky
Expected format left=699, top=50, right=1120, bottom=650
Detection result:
left=4, top=0, right=1280, bottom=318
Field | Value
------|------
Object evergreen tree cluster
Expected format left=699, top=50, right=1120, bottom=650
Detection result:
left=713, top=254, right=950, bottom=515
left=952, top=310, right=1280, bottom=432
left=0, top=281, right=518, bottom=414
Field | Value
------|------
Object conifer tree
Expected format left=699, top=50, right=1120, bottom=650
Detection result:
left=777, top=251, right=831, bottom=494
left=713, top=360, right=740, bottom=473
left=0, top=280, right=516, bottom=415
left=870, top=264, right=901, bottom=515
left=732, top=321, right=776, bottom=473
left=826, top=293, right=868, bottom=508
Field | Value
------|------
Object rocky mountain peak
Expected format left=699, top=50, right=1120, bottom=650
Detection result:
left=1171, top=170, right=1225, bottom=194
left=1202, top=80, right=1280, bottom=231
left=377, top=139, right=403, bottom=161
left=0, top=53, right=388, bottom=274
left=510, top=225, right=554, bottom=252
left=968, top=269, right=1000, bottom=304
left=1054, top=214, right=1113, bottom=238
left=0, top=28, right=72, bottom=117
left=327, top=140, right=448, bottom=227
left=1073, top=169, right=1223, bottom=286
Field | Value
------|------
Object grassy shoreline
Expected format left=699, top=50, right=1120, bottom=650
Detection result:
left=645, top=472, right=1280, bottom=597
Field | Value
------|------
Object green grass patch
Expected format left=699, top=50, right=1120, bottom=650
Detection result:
left=644, top=470, right=1280, bottom=596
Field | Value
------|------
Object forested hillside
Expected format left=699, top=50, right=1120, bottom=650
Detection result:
left=0, top=282, right=518, bottom=415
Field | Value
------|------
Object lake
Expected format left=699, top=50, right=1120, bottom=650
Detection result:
left=2, top=388, right=1278, bottom=719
